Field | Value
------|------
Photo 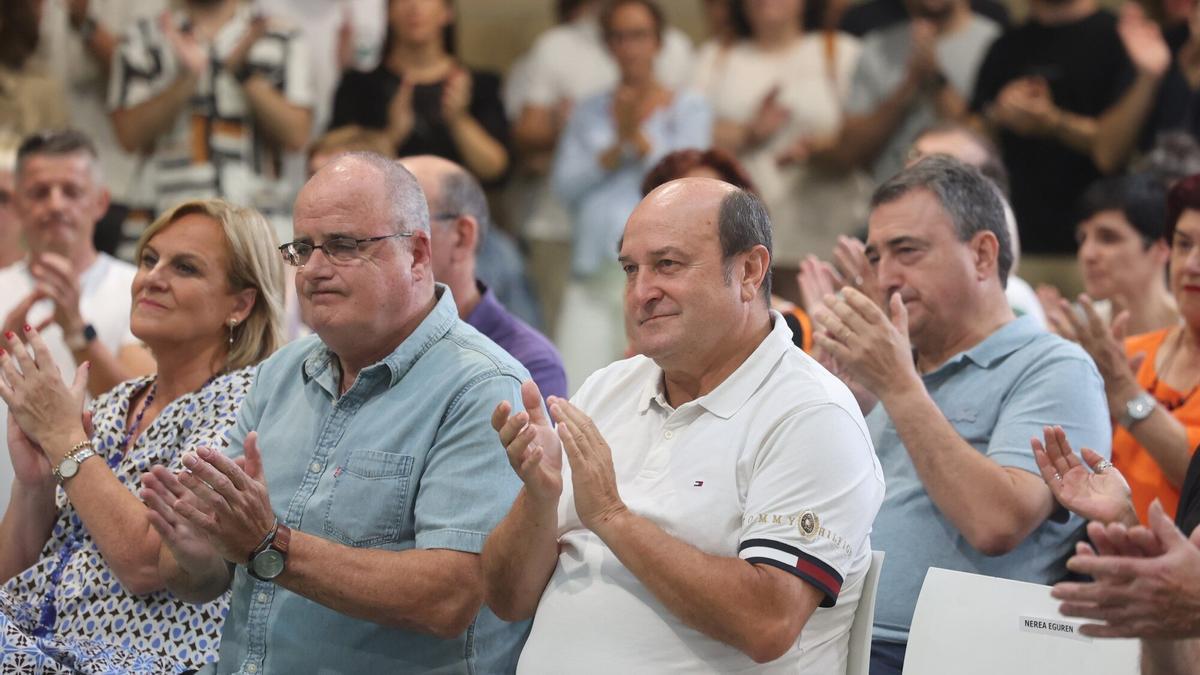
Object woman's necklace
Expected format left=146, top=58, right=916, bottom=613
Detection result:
left=1148, top=328, right=1200, bottom=412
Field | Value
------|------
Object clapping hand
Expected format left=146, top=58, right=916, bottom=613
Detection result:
left=0, top=326, right=89, bottom=461
left=1032, top=425, right=1135, bottom=526
left=1052, top=500, right=1200, bottom=638
left=812, top=289, right=919, bottom=401
left=492, top=380, right=563, bottom=505
left=548, top=397, right=627, bottom=534
left=160, top=11, right=206, bottom=77
left=442, top=68, right=474, bottom=124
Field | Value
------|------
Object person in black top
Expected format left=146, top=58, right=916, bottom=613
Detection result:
left=971, top=0, right=1170, bottom=260
left=839, top=0, right=1009, bottom=36
left=329, top=0, right=509, bottom=183
left=1033, top=427, right=1200, bottom=673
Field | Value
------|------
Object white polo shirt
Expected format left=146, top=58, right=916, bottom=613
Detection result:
left=518, top=313, right=886, bottom=673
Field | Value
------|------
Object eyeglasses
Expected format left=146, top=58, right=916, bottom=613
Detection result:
left=278, top=232, right=412, bottom=266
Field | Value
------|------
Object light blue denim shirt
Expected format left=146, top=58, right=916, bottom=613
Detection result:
left=552, top=88, right=713, bottom=278
left=213, top=285, right=531, bottom=674
left=867, top=315, right=1112, bottom=644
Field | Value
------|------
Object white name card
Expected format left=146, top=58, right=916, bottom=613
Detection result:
left=1018, top=615, right=1092, bottom=643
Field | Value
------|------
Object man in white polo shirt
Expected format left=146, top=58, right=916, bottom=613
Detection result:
left=483, top=178, right=886, bottom=672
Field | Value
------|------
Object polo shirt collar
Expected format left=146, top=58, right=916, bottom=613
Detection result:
left=634, top=311, right=792, bottom=420
left=928, top=314, right=1042, bottom=374
left=301, top=284, right=459, bottom=390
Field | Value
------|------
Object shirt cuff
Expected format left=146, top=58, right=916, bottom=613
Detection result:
left=415, top=528, right=487, bottom=554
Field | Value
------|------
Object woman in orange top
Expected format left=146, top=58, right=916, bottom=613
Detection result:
left=1061, top=173, right=1200, bottom=523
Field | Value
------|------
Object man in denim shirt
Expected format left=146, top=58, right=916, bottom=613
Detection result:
left=141, top=153, right=530, bottom=673
left=814, top=156, right=1112, bottom=675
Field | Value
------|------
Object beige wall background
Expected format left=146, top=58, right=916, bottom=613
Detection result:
left=455, top=0, right=709, bottom=73
left=442, top=0, right=1124, bottom=74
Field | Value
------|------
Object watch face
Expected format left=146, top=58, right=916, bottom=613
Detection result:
left=59, top=458, right=80, bottom=479
left=253, top=549, right=285, bottom=579
left=1131, top=395, right=1156, bottom=419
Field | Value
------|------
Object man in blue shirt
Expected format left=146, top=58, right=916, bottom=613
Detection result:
left=401, top=155, right=568, bottom=399
left=140, top=153, right=531, bottom=673
left=813, top=155, right=1112, bottom=675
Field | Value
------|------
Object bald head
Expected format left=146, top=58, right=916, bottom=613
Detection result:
left=631, top=178, right=773, bottom=298
left=299, top=152, right=430, bottom=235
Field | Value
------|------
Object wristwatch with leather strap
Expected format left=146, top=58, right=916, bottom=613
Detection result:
left=247, top=521, right=291, bottom=581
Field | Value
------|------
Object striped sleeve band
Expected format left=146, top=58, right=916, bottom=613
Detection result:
left=738, top=538, right=843, bottom=608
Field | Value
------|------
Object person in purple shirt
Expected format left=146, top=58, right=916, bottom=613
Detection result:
left=401, top=155, right=568, bottom=399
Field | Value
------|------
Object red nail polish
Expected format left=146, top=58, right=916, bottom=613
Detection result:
left=23, top=324, right=30, bottom=332
left=3, top=332, right=12, bottom=340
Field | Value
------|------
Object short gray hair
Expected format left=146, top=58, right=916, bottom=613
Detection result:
left=438, top=167, right=490, bottom=250
left=340, top=151, right=430, bottom=235
left=717, top=188, right=773, bottom=299
left=872, top=155, right=1012, bottom=287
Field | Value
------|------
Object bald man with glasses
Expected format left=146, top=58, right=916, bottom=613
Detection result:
left=142, top=152, right=533, bottom=674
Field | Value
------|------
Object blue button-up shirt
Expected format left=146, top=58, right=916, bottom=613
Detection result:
left=868, top=315, right=1112, bottom=644
left=214, top=286, right=530, bottom=674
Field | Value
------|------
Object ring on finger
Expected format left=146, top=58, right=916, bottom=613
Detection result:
left=1093, top=459, right=1112, bottom=473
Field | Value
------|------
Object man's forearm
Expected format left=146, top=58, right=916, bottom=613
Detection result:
left=1094, top=71, right=1163, bottom=174
left=881, top=383, right=1054, bottom=555
left=111, top=73, right=198, bottom=153
left=481, top=490, right=560, bottom=621
left=241, top=78, right=312, bottom=152
left=1142, top=638, right=1200, bottom=675
left=815, top=76, right=921, bottom=171
left=1047, top=109, right=1098, bottom=157
left=593, top=510, right=821, bottom=663
left=275, top=532, right=486, bottom=639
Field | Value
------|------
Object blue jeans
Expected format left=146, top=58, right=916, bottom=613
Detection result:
left=870, top=640, right=907, bottom=675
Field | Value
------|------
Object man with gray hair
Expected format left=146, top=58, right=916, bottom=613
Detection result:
left=140, top=152, right=532, bottom=673
left=483, top=178, right=885, bottom=671
left=400, top=155, right=566, bottom=399
left=812, top=155, right=1112, bottom=674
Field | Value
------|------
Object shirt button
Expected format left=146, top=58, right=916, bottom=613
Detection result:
left=309, top=462, right=322, bottom=473
left=257, top=592, right=269, bottom=603
left=664, top=430, right=674, bottom=439
left=246, top=665, right=258, bottom=673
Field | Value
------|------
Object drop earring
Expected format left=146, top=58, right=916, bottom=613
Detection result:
left=228, top=318, right=238, bottom=346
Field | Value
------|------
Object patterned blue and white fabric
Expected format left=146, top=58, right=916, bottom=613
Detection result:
left=0, top=368, right=252, bottom=673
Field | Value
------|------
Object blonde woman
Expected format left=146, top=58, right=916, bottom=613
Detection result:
left=0, top=199, right=284, bottom=673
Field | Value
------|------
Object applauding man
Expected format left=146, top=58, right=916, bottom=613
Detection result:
left=140, top=154, right=530, bottom=673
left=483, top=178, right=885, bottom=672
left=812, top=155, right=1112, bottom=674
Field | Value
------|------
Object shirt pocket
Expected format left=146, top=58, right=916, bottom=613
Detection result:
left=324, top=450, right=413, bottom=547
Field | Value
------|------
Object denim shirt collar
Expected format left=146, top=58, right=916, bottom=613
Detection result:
left=924, top=314, right=1043, bottom=379
left=301, top=284, right=459, bottom=396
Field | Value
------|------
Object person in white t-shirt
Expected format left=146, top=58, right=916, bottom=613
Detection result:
left=0, top=130, right=154, bottom=517
left=484, top=178, right=885, bottom=672
left=697, top=0, right=869, bottom=303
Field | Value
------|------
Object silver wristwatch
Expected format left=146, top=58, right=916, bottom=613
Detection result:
left=1118, top=391, right=1157, bottom=430
left=54, top=442, right=97, bottom=484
